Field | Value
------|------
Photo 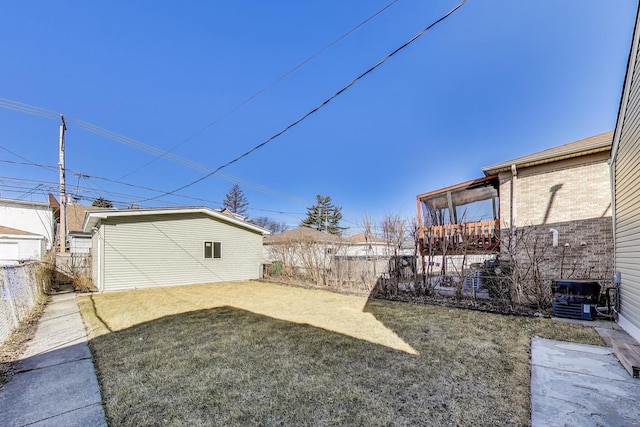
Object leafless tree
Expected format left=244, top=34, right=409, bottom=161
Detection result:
left=381, top=213, right=406, bottom=295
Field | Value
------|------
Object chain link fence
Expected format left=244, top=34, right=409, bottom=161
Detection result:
left=0, top=262, right=48, bottom=345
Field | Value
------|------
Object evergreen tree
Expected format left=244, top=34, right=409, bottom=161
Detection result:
left=300, top=194, right=345, bottom=235
left=222, top=184, right=249, bottom=216
left=92, top=197, right=113, bottom=208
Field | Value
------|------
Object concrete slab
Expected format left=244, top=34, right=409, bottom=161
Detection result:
left=0, top=293, right=107, bottom=427
left=0, top=357, right=103, bottom=427
left=531, top=337, right=640, bottom=427
left=16, top=294, right=89, bottom=371
left=29, top=402, right=107, bottom=427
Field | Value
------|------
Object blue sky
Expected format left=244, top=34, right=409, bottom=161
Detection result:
left=0, top=1, right=637, bottom=233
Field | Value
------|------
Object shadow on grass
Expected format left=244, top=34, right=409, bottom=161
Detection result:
left=90, top=305, right=462, bottom=426
left=86, top=286, right=605, bottom=426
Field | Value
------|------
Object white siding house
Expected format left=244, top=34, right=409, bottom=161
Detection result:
left=611, top=3, right=640, bottom=343
left=0, top=226, right=46, bottom=265
left=0, top=198, right=54, bottom=250
left=83, top=207, right=270, bottom=292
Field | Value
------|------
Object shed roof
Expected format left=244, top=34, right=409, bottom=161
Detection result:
left=264, top=226, right=337, bottom=244
left=0, top=197, right=50, bottom=209
left=0, top=225, right=45, bottom=238
left=344, top=233, right=386, bottom=244
left=83, top=207, right=270, bottom=235
left=481, top=131, right=613, bottom=175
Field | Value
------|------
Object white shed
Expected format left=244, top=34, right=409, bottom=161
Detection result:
left=83, top=207, right=270, bottom=292
left=0, top=226, right=46, bottom=265
left=611, top=3, right=640, bottom=343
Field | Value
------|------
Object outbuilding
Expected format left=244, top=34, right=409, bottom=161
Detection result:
left=0, top=226, right=46, bottom=265
left=83, top=207, right=270, bottom=292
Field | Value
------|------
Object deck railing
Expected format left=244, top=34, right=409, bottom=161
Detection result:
left=419, top=220, right=500, bottom=254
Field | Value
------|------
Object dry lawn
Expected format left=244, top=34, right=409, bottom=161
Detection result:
left=78, top=281, right=603, bottom=426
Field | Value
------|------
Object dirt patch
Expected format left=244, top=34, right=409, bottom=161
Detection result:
left=378, top=293, right=551, bottom=317
left=0, top=294, right=48, bottom=388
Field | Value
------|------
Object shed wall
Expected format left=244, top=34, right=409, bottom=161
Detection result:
left=100, top=213, right=264, bottom=291
left=0, top=238, right=44, bottom=264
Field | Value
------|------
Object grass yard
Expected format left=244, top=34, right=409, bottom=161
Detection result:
left=78, top=281, right=603, bottom=426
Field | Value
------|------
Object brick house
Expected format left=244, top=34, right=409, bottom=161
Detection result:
left=482, top=131, right=613, bottom=284
left=417, top=131, right=614, bottom=288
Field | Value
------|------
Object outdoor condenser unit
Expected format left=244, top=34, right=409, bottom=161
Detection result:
left=551, top=280, right=600, bottom=321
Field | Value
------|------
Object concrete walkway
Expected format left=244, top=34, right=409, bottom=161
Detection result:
left=0, top=292, right=107, bottom=427
left=531, top=337, right=640, bottom=427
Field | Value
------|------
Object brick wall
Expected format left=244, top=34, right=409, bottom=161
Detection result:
left=501, top=217, right=613, bottom=307
left=494, top=152, right=613, bottom=304
left=502, top=216, right=613, bottom=291
left=500, top=152, right=611, bottom=228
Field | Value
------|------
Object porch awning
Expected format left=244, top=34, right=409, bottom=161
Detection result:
left=417, top=175, right=499, bottom=210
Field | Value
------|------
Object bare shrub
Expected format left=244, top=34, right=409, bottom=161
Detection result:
left=36, top=252, right=56, bottom=294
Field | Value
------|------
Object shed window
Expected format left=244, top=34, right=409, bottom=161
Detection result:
left=204, top=241, right=221, bottom=259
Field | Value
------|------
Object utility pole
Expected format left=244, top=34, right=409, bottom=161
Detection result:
left=59, top=115, right=67, bottom=254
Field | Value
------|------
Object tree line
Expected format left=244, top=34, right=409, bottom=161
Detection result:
left=222, top=184, right=345, bottom=235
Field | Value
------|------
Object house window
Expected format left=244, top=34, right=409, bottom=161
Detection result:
left=204, top=241, right=221, bottom=259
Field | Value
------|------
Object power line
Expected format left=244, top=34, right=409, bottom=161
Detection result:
left=0, top=144, right=34, bottom=163
left=0, top=1, right=400, bottom=209
left=0, top=98, right=308, bottom=204
left=118, top=0, right=400, bottom=179
left=0, top=161, right=307, bottom=216
left=138, top=0, right=469, bottom=203
left=0, top=157, right=385, bottom=229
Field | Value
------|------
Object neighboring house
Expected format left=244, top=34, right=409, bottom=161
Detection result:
left=264, top=228, right=409, bottom=265
left=49, top=196, right=108, bottom=254
left=342, top=233, right=396, bottom=258
left=264, top=227, right=340, bottom=272
left=483, top=131, right=614, bottom=280
left=83, top=207, right=270, bottom=292
left=65, top=203, right=107, bottom=254
left=0, top=197, right=54, bottom=250
left=417, top=131, right=614, bottom=283
left=0, top=226, right=46, bottom=265
left=610, top=4, right=640, bottom=343
left=264, top=228, right=416, bottom=281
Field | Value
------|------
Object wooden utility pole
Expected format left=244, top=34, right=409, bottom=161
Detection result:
left=59, top=115, right=67, bottom=254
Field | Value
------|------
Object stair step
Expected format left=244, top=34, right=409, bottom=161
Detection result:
left=596, top=326, right=640, bottom=378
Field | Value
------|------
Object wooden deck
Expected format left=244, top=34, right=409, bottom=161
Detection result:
left=596, top=325, right=640, bottom=378
left=419, top=220, right=500, bottom=255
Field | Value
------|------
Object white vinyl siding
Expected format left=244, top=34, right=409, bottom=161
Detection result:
left=100, top=213, right=264, bottom=291
left=0, top=237, right=44, bottom=264
left=614, top=40, right=640, bottom=337
left=69, top=235, right=92, bottom=254
left=0, top=242, right=19, bottom=262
